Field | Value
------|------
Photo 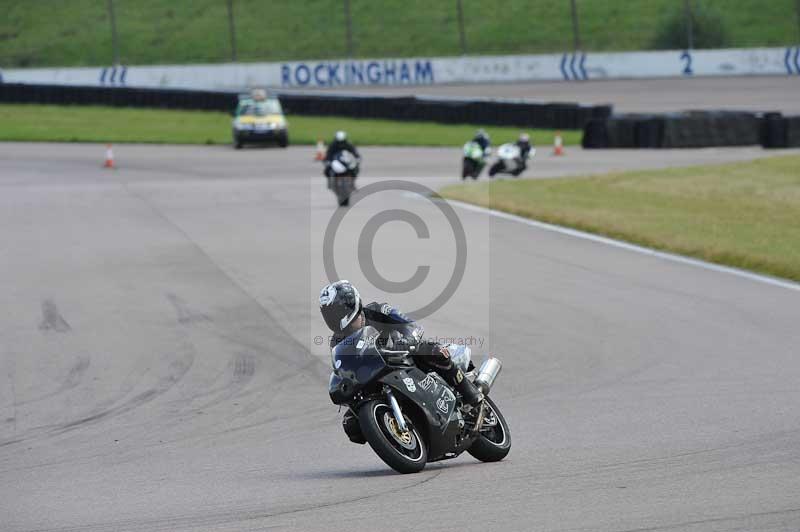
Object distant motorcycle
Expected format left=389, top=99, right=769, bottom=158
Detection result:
left=328, top=326, right=512, bottom=474
left=461, top=141, right=489, bottom=179
left=325, top=150, right=360, bottom=207
left=488, top=143, right=536, bottom=178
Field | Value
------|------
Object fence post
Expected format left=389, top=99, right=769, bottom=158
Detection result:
left=684, top=0, right=694, bottom=50
left=226, top=0, right=237, bottom=61
left=796, top=0, right=800, bottom=43
left=344, top=0, right=354, bottom=57
left=456, top=0, right=467, bottom=54
left=107, top=0, right=120, bottom=64
left=570, top=0, right=581, bottom=51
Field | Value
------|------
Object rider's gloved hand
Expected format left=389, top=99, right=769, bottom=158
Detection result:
left=392, top=337, right=409, bottom=351
left=390, top=333, right=416, bottom=352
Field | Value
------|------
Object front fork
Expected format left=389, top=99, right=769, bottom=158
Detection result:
left=384, top=387, right=409, bottom=433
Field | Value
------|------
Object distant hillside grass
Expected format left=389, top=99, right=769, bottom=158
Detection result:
left=1, top=0, right=797, bottom=68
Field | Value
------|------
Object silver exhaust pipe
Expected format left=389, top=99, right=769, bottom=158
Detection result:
left=474, top=357, right=502, bottom=395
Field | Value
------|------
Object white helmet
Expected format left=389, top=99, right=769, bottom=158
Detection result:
left=519, top=132, right=530, bottom=143
left=335, top=130, right=347, bottom=142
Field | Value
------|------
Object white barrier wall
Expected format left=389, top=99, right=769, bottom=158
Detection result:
left=2, top=47, right=798, bottom=90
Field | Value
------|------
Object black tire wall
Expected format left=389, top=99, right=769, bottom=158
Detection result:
left=0, top=83, right=611, bottom=130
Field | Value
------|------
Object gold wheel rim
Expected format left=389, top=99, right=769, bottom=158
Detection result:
left=387, top=417, right=413, bottom=445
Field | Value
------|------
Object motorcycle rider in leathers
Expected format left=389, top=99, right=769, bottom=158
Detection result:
left=324, top=130, right=360, bottom=178
left=319, top=280, right=484, bottom=408
left=472, top=129, right=491, bottom=154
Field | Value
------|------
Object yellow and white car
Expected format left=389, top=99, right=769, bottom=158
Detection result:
left=232, top=90, right=289, bottom=149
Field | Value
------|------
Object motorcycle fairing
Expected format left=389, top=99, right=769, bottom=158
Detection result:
left=329, top=326, right=389, bottom=404
left=380, top=368, right=453, bottom=423
left=379, top=368, right=466, bottom=460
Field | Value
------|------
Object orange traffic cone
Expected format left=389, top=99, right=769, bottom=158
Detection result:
left=103, top=144, right=115, bottom=168
left=553, top=132, right=564, bottom=156
left=314, top=139, right=325, bottom=161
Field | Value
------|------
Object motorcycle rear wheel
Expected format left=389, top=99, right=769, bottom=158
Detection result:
left=467, top=397, right=511, bottom=462
left=358, top=399, right=427, bottom=474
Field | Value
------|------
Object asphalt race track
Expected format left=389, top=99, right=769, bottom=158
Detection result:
left=300, top=76, right=800, bottom=114
left=2, top=142, right=800, bottom=532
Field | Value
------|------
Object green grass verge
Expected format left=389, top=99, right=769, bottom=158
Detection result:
left=440, top=156, right=800, bottom=283
left=0, top=104, right=580, bottom=147
left=1, top=0, right=796, bottom=67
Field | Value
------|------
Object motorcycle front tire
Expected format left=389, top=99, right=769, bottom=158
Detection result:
left=462, top=159, right=474, bottom=179
left=335, top=175, right=352, bottom=207
left=358, top=399, right=427, bottom=474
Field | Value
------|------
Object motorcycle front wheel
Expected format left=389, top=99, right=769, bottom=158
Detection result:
left=335, top=175, right=352, bottom=207
left=358, top=399, right=427, bottom=474
left=462, top=159, right=475, bottom=179
left=467, top=397, right=511, bottom=462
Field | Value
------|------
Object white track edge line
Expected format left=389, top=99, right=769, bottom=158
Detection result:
left=443, top=199, right=800, bottom=293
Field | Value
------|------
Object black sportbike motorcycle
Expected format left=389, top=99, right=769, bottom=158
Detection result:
left=324, top=150, right=359, bottom=207
left=328, top=326, right=511, bottom=473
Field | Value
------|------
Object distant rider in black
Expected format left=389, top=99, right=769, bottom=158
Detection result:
left=324, top=130, right=360, bottom=178
left=516, top=132, right=532, bottom=159
left=472, top=129, right=491, bottom=153
left=515, top=132, right=533, bottom=170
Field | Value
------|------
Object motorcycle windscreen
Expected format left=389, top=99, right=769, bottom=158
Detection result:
left=331, top=326, right=387, bottom=385
left=330, top=160, right=347, bottom=174
left=498, top=143, right=520, bottom=158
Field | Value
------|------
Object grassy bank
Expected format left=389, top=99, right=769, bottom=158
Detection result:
left=0, top=104, right=580, bottom=147
left=2, top=0, right=796, bottom=67
left=440, top=156, right=800, bottom=282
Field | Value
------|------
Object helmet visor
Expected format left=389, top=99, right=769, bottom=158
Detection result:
left=339, top=289, right=361, bottom=330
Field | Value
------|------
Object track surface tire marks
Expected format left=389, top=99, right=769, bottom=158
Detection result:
left=1, top=143, right=799, bottom=532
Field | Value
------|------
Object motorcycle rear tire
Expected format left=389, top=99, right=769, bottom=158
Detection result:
left=467, top=397, right=511, bottom=463
left=358, top=399, right=427, bottom=474
left=488, top=162, right=502, bottom=177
